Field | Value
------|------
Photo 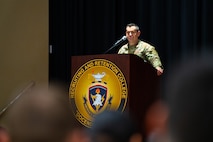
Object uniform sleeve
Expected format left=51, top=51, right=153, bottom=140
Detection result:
left=144, top=45, right=163, bottom=68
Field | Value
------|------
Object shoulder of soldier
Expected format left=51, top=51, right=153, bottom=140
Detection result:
left=138, top=40, right=155, bottom=49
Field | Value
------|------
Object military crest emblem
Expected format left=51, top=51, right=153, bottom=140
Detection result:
left=69, top=59, right=128, bottom=128
left=89, top=85, right=107, bottom=111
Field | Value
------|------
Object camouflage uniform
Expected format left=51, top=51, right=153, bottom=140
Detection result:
left=118, top=40, right=163, bottom=69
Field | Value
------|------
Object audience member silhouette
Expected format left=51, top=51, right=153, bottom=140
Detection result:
left=7, top=84, right=76, bottom=142
left=90, top=110, right=142, bottom=142
left=163, top=56, right=213, bottom=142
left=144, top=100, right=168, bottom=142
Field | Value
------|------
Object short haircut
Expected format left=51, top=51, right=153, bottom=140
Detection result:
left=126, top=23, right=140, bottom=31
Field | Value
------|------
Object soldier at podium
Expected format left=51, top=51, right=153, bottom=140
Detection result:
left=118, top=23, right=164, bottom=76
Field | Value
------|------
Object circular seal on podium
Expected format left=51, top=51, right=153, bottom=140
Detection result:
left=69, top=59, right=128, bottom=128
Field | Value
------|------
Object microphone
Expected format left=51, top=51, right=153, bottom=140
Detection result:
left=113, top=36, right=127, bottom=46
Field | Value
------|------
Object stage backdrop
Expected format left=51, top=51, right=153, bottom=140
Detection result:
left=49, top=0, right=213, bottom=87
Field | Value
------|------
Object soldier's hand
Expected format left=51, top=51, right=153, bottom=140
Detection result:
left=156, top=66, right=163, bottom=76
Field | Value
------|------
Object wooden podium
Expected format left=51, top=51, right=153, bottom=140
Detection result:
left=70, top=54, right=160, bottom=137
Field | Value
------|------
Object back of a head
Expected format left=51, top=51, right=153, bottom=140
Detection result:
left=7, top=84, right=74, bottom=142
left=164, top=56, right=213, bottom=142
left=90, top=110, right=140, bottom=142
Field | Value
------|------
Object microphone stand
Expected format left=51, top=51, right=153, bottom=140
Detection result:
left=104, top=43, right=119, bottom=54
left=104, top=36, right=127, bottom=54
left=0, top=81, right=35, bottom=117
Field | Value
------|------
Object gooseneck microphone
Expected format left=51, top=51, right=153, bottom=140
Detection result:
left=104, top=36, right=127, bottom=54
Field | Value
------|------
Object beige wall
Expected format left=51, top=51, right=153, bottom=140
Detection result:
left=0, top=0, right=48, bottom=124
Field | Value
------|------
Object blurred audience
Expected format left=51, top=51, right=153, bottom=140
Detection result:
left=163, top=56, right=213, bottom=142
left=144, top=100, right=168, bottom=142
left=65, top=127, right=91, bottom=142
left=6, top=83, right=88, bottom=142
left=89, top=110, right=142, bottom=142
